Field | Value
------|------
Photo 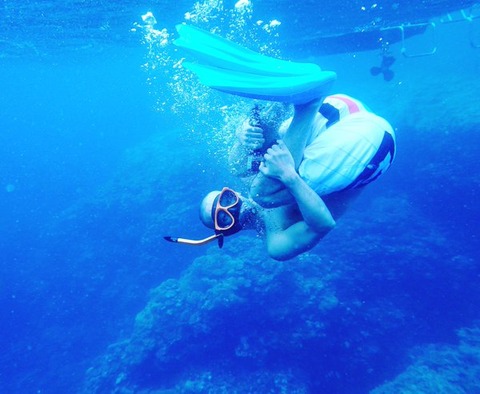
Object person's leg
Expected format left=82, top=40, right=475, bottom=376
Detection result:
left=280, top=99, right=323, bottom=170
left=249, top=98, right=324, bottom=206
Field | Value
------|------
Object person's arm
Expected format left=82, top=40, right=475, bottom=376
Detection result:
left=280, top=165, right=336, bottom=233
left=258, top=140, right=336, bottom=260
left=263, top=205, right=332, bottom=261
left=228, top=141, right=253, bottom=178
left=228, top=119, right=265, bottom=178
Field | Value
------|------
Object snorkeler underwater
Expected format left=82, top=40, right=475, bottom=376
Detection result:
left=0, top=0, right=479, bottom=393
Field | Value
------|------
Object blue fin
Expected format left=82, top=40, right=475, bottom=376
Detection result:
left=174, top=24, right=336, bottom=103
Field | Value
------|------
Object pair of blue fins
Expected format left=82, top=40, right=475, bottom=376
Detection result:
left=174, top=24, right=337, bottom=103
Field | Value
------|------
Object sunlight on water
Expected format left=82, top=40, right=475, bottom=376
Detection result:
left=131, top=0, right=282, bottom=161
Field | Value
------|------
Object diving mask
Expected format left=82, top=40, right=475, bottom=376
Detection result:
left=164, top=187, right=242, bottom=248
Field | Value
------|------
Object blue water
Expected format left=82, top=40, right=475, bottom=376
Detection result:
left=1, top=1, right=479, bottom=393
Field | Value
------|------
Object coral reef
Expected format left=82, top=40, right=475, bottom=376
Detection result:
left=83, top=193, right=480, bottom=393
left=83, top=236, right=340, bottom=392
left=371, top=325, right=480, bottom=394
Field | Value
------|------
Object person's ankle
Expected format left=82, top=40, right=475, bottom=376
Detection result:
left=294, top=97, right=323, bottom=116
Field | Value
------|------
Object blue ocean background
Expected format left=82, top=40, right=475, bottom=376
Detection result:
left=1, top=0, right=479, bottom=393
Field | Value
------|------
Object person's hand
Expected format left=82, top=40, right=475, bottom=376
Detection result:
left=259, top=140, right=297, bottom=183
left=236, top=119, right=265, bottom=151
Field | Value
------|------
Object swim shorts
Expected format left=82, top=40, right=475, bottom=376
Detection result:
left=298, top=106, right=396, bottom=196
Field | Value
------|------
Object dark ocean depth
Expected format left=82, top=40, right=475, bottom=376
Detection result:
left=1, top=1, right=479, bottom=393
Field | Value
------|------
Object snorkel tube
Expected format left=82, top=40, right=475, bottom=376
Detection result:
left=164, top=233, right=224, bottom=247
